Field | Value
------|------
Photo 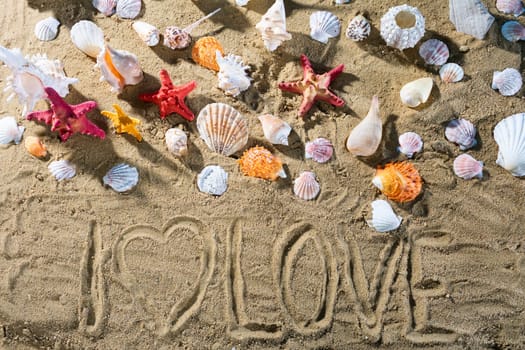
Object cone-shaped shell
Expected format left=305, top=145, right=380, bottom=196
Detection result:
left=132, top=21, right=159, bottom=46
left=453, top=154, right=483, bottom=179
left=305, top=137, right=333, bottom=163
left=0, top=116, right=25, bottom=145
left=494, top=113, right=525, bottom=176
left=346, top=95, right=382, bottom=156
left=400, top=77, right=433, bottom=108
left=192, top=37, right=224, bottom=71
left=293, top=171, right=320, bottom=200
left=48, top=160, right=76, bottom=181
left=165, top=128, right=188, bottom=157
left=238, top=146, right=286, bottom=180
left=439, top=63, right=464, bottom=83
left=309, top=11, right=340, bottom=44
left=372, top=162, right=422, bottom=202
left=255, top=0, right=292, bottom=51
left=380, top=4, right=425, bottom=50
left=24, top=136, right=47, bottom=158
left=34, top=17, right=60, bottom=41
left=449, top=0, right=494, bottom=40
left=367, top=200, right=402, bottom=233
left=197, top=165, right=228, bottom=196
left=70, top=20, right=105, bottom=58
left=103, top=163, right=139, bottom=192
left=116, top=0, right=141, bottom=19
left=258, top=114, right=291, bottom=145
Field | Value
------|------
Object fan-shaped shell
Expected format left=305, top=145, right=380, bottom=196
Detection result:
left=192, top=37, right=224, bottom=71
left=453, top=154, right=483, bottom=179
left=502, top=21, right=525, bottom=42
left=418, top=39, right=449, bottom=66
left=238, top=146, right=286, bottom=180
left=445, top=118, right=477, bottom=150
left=103, top=163, right=139, bottom=192
left=70, top=20, right=105, bottom=58
left=400, top=77, right=433, bottom=108
left=96, top=45, right=143, bottom=93
left=258, top=114, right=291, bottom=145
left=24, top=136, right=47, bottom=158
left=494, top=113, right=525, bottom=176
left=116, top=0, right=141, bottom=19
left=197, top=165, right=228, bottom=196
left=0, top=116, right=24, bottom=145
left=34, top=17, right=60, bottom=41
left=92, top=0, right=117, bottom=16
left=492, top=68, right=522, bottom=96
left=372, top=162, right=422, bottom=202
left=449, top=0, right=494, bottom=40
left=255, top=0, right=292, bottom=51
left=346, top=95, right=382, bottom=156
left=380, top=4, right=425, bottom=50
left=310, top=11, right=340, bottom=44
left=305, top=137, right=333, bottom=163
left=496, top=0, right=524, bottom=16
left=398, top=132, right=423, bottom=158
left=165, top=128, right=188, bottom=157
left=133, top=21, right=159, bottom=46
left=367, top=200, right=402, bottom=233
left=439, top=63, right=464, bottom=83
left=196, top=103, right=248, bottom=156
left=345, top=15, right=371, bottom=41
left=216, top=51, right=251, bottom=97
left=293, top=171, right=320, bottom=200
left=48, top=160, right=76, bottom=181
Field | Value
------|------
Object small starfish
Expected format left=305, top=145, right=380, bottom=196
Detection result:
left=139, top=69, right=196, bottom=121
left=26, top=87, right=105, bottom=142
left=278, top=54, right=345, bottom=118
left=102, top=104, right=142, bottom=141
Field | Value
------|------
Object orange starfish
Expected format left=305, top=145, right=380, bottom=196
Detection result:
left=101, top=104, right=142, bottom=141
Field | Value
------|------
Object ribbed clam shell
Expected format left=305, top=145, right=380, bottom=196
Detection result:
left=293, top=171, right=320, bottom=201
left=196, top=103, right=249, bottom=156
left=345, top=15, right=371, bottom=41
left=216, top=51, right=251, bottom=97
left=439, top=63, right=464, bottom=83
left=103, top=163, right=139, bottom=192
left=0, top=116, right=24, bottom=144
left=496, top=0, right=525, bottom=16
left=305, top=137, right=333, bottom=163
left=492, top=68, right=522, bottom=96
left=367, top=200, right=402, bottom=233
left=398, top=132, right=423, bottom=158
left=92, top=0, right=117, bottom=16
left=400, top=77, right=433, bottom=108
left=310, top=11, right=340, bottom=44
left=132, top=21, right=159, bottom=46
left=70, top=20, right=105, bottom=58
left=116, top=0, right=141, bottom=19
left=380, top=4, right=425, bottom=50
left=165, top=128, right=188, bottom=157
left=197, top=165, right=228, bottom=196
left=48, top=160, right=76, bottom=181
left=258, top=114, right=291, bottom=145
left=34, top=17, right=60, bottom=41
left=453, top=154, right=484, bottom=180
left=96, top=45, right=143, bottom=93
left=445, top=118, right=477, bottom=150
left=255, top=0, right=292, bottom=51
left=501, top=21, right=525, bottom=42
left=494, top=113, right=525, bottom=176
left=449, top=0, right=494, bottom=40
left=418, top=39, right=449, bottom=66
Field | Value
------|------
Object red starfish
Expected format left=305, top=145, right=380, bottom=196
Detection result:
left=278, top=54, right=345, bottom=118
left=139, top=69, right=196, bottom=121
left=26, top=87, right=105, bottom=142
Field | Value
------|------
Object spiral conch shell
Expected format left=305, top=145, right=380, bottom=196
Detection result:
left=96, top=45, right=144, bottom=93
left=258, top=114, right=291, bottom=145
left=372, top=162, right=422, bottom=202
left=346, top=95, right=382, bottom=156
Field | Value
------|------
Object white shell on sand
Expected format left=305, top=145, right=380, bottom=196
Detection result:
left=494, top=113, right=525, bottom=176
left=103, top=163, right=139, bottom=192
left=236, top=0, right=249, bottom=6
left=116, top=0, right=141, bottom=19
left=165, top=128, right=188, bottom=157
left=453, top=154, right=484, bottom=179
left=367, top=199, right=402, bottom=233
left=449, top=0, right=494, bottom=40
left=34, top=17, right=60, bottom=41
left=0, top=116, right=25, bottom=145
left=492, top=68, right=522, bottom=96
left=95, top=45, right=143, bottom=93
left=132, top=21, right=159, bottom=46
left=216, top=51, right=251, bottom=97
left=255, top=0, right=292, bottom=51
left=70, top=20, right=105, bottom=58
left=346, top=95, right=382, bottom=157
left=48, top=160, right=76, bottom=181
left=309, top=11, right=340, bottom=44
left=445, top=118, right=477, bottom=150
left=398, top=132, right=423, bottom=158
left=380, top=4, right=425, bottom=50
left=345, top=15, right=371, bottom=41
left=400, top=77, right=433, bottom=108
left=258, top=114, right=291, bottom=145
left=197, top=165, right=228, bottom=196
left=418, top=39, right=449, bottom=66
left=439, top=63, right=464, bottom=83
left=293, top=171, right=320, bottom=201
left=92, top=0, right=117, bottom=16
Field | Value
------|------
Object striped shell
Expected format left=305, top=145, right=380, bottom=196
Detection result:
left=92, top=0, right=117, bottom=16
left=310, top=11, right=341, bottom=44
left=492, top=68, right=522, bottom=96
left=258, top=114, right=291, bottom=145
left=449, top=0, right=494, bottom=40
left=48, top=160, right=76, bottom=181
left=197, top=165, right=228, bottom=196
left=165, top=128, right=188, bottom=157
left=367, top=200, right=402, bottom=233
left=238, top=146, right=286, bottom=180
left=453, top=154, right=484, bottom=180
left=116, top=0, right=141, bottom=19
left=192, top=37, right=224, bottom=71
left=345, top=15, right=371, bottom=41
left=293, top=171, right=320, bottom=200
left=418, top=39, right=449, bottom=66
left=372, top=162, right=422, bottom=203
left=103, top=163, right=139, bottom=192
left=0, top=116, right=24, bottom=145
left=380, top=4, right=425, bottom=50
left=445, top=118, right=477, bottom=150
left=96, top=45, right=143, bottom=93
left=24, top=136, right=47, bottom=158
left=70, top=20, right=105, bottom=58
left=397, top=132, right=423, bottom=158
left=305, top=137, right=333, bottom=163
left=496, top=0, right=525, bottom=16
left=502, top=21, right=525, bottom=42
left=439, top=63, right=464, bottom=83
left=494, top=113, right=525, bottom=176
left=196, top=103, right=248, bottom=156
left=133, top=21, right=159, bottom=46
left=34, top=17, right=60, bottom=41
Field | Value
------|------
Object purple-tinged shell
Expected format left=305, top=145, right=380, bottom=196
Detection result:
left=293, top=171, right=320, bottom=200
left=496, top=0, right=525, bottom=16
left=453, top=154, right=483, bottom=179
left=439, top=63, right=464, bottom=83
left=92, top=0, right=116, bottom=16
left=305, top=137, right=333, bottom=163
left=502, top=21, right=525, bottom=42
left=397, top=132, right=423, bottom=158
left=418, top=39, right=449, bottom=66
left=445, top=118, right=477, bottom=150
left=492, top=68, right=522, bottom=96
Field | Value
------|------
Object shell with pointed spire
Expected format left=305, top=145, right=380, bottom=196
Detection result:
left=400, top=77, right=433, bottom=108
left=48, top=160, right=76, bottom=181
left=453, top=154, right=483, bottom=179
left=449, top=0, right=494, bottom=40
left=216, top=51, right=251, bottom=97
left=116, top=0, right=141, bottom=19
left=255, top=0, right=292, bottom=51
left=494, top=113, right=525, bottom=177
left=346, top=95, right=382, bottom=156
left=95, top=45, right=143, bottom=93
left=258, top=114, right=291, bottom=145
left=238, top=146, right=286, bottom=180
left=192, top=37, right=224, bottom=71
left=132, top=21, right=159, bottom=46
left=103, top=163, right=139, bottom=192
left=367, top=200, right=402, bottom=233
left=380, top=4, right=425, bottom=50
left=439, top=63, right=464, bottom=83
left=310, top=11, right=340, bottom=44
left=70, top=20, right=105, bottom=58
left=305, top=138, right=333, bottom=163
left=24, top=136, right=47, bottom=158
left=197, top=165, right=228, bottom=196
left=0, top=116, right=24, bottom=145
left=165, top=128, right=188, bottom=157
left=372, top=162, right=422, bottom=202
left=293, top=171, right=320, bottom=200
left=345, top=15, right=371, bottom=41
left=398, top=132, right=423, bottom=158
left=34, top=17, right=60, bottom=41
left=492, top=68, right=522, bottom=96
left=445, top=118, right=477, bottom=150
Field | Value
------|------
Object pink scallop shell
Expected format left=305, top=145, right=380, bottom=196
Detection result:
left=398, top=132, right=423, bottom=158
left=418, top=39, right=449, bottom=66
left=92, top=0, right=117, bottom=16
left=305, top=137, right=333, bottom=163
left=492, top=68, right=522, bottom=96
left=439, top=63, right=464, bottom=83
left=453, top=154, right=483, bottom=180
left=445, top=118, right=477, bottom=150
left=293, top=171, right=320, bottom=200
left=496, top=0, right=525, bottom=16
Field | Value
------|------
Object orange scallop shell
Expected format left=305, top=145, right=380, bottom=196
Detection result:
left=238, top=146, right=285, bottom=181
left=24, top=136, right=47, bottom=158
left=373, top=161, right=422, bottom=202
left=191, top=36, right=224, bottom=71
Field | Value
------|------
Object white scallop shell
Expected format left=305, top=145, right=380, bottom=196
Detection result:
left=196, top=103, right=249, bottom=156
left=439, top=63, right=464, bottom=83
left=0, top=116, right=25, bottom=145
left=497, top=0, right=525, bottom=16
left=132, top=21, right=159, bottom=46
left=398, top=132, right=423, bottom=158
left=116, top=0, right=141, bottom=19
left=92, top=0, right=117, bottom=16
left=346, top=95, right=382, bottom=157
left=216, top=51, right=251, bottom=97
left=103, top=163, right=139, bottom=192
left=96, top=45, right=144, bottom=93
left=258, top=114, right=291, bottom=145
left=453, top=154, right=483, bottom=179
left=310, top=11, right=340, bottom=44
left=236, top=0, right=249, bottom=6
left=492, top=68, right=522, bottom=96
left=501, top=21, right=525, bottom=42
left=34, top=17, right=60, bottom=41
left=494, top=113, right=525, bottom=176
left=345, top=15, right=371, bottom=41
left=367, top=199, right=402, bottom=233
left=70, top=20, right=105, bottom=58
left=380, top=4, right=425, bottom=50
left=255, top=0, right=292, bottom=51
left=418, top=39, right=449, bottom=66
left=293, top=171, right=320, bottom=201
left=48, top=160, right=76, bottom=181
left=197, top=165, right=228, bottom=196
left=165, top=128, right=188, bottom=157
left=400, top=77, right=433, bottom=108
left=305, top=137, right=333, bottom=163
left=445, top=118, right=477, bottom=150
left=449, top=0, right=495, bottom=40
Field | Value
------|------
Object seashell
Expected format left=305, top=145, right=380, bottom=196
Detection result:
left=165, top=128, right=188, bottom=157
left=380, top=4, right=425, bottom=50
left=29, top=54, right=78, bottom=97
left=496, top=0, right=524, bottom=16
left=95, top=45, right=144, bottom=93
left=309, top=11, right=340, bottom=44
left=132, top=21, right=159, bottom=46
left=449, top=0, right=494, bottom=40
left=346, top=95, right=382, bottom=156
left=418, top=39, right=449, bottom=66
left=163, top=8, right=221, bottom=50
left=445, top=118, right=477, bottom=150
left=216, top=51, right=251, bottom=97
left=0, top=116, right=25, bottom=145
left=92, top=0, right=117, bottom=16
left=24, top=136, right=47, bottom=158
left=293, top=171, right=320, bottom=200
left=398, top=132, right=423, bottom=158
left=197, top=165, right=228, bottom=196
left=345, top=15, right=371, bottom=41
left=439, top=63, right=464, bottom=83
left=116, top=0, right=141, bottom=19
left=367, top=200, right=402, bottom=233
left=236, top=0, right=249, bottom=6
left=453, top=154, right=484, bottom=179
left=400, top=77, right=433, bottom=108
left=257, top=114, right=291, bottom=145
left=501, top=21, right=525, bottom=42
left=238, top=146, right=286, bottom=180
left=70, top=20, right=105, bottom=58
left=192, top=37, right=224, bottom=71
left=196, top=102, right=248, bottom=156
left=492, top=68, right=522, bottom=96
left=493, top=113, right=525, bottom=176
left=103, top=163, right=139, bottom=192
left=372, top=162, right=422, bottom=203
left=255, top=0, right=292, bottom=51
left=48, top=160, right=76, bottom=181
left=305, top=137, right=333, bottom=163
left=334, top=0, right=351, bottom=3
left=34, top=17, right=60, bottom=41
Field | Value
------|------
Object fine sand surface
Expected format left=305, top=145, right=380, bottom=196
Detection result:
left=1, top=0, right=525, bottom=349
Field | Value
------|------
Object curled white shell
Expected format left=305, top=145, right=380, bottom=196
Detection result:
left=497, top=0, right=525, bottom=16
left=255, top=0, right=292, bottom=51
left=258, top=114, right=291, bottom=145
left=70, top=20, right=105, bottom=58
left=103, top=163, right=139, bottom=192
left=494, top=113, right=525, bottom=176
left=380, top=4, right=425, bottom=50
left=92, top=0, right=117, bottom=16
left=116, top=0, right=141, bottom=19
left=34, top=17, right=60, bottom=41
left=0, top=116, right=25, bottom=145
left=48, top=160, right=76, bottom=181
left=398, top=132, right=423, bottom=158
left=400, top=77, right=433, bottom=108
left=345, top=15, right=371, bottom=41
left=492, top=68, right=522, bottom=96
left=197, top=165, right=228, bottom=196
left=165, top=128, right=188, bottom=157
left=453, top=154, right=483, bottom=179
left=305, top=137, right=333, bottom=163
left=132, top=21, right=159, bottom=46
left=418, top=39, right=449, bottom=66
left=293, top=171, right=320, bottom=201
left=502, top=21, right=525, bottom=42
left=95, top=45, right=144, bottom=93
left=367, top=199, right=402, bottom=233
left=216, top=51, right=251, bottom=97
left=196, top=103, right=249, bottom=156
left=445, top=118, right=477, bottom=150
left=310, top=11, right=340, bottom=44
left=346, top=95, right=382, bottom=157
left=449, top=0, right=494, bottom=40
left=439, top=63, right=464, bottom=83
